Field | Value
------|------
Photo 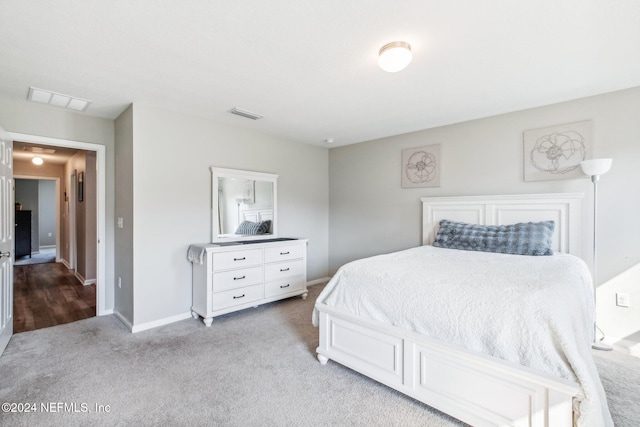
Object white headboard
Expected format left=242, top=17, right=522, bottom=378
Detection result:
left=421, top=193, right=583, bottom=256
left=242, top=209, right=273, bottom=223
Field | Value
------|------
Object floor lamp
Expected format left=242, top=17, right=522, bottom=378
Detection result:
left=580, top=158, right=613, bottom=351
left=235, top=198, right=244, bottom=229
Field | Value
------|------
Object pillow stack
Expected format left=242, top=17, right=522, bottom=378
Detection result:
left=235, top=220, right=271, bottom=235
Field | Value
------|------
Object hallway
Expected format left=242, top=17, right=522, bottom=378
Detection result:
left=13, top=262, right=96, bottom=333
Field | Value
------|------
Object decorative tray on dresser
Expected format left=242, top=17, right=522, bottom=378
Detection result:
left=190, top=238, right=307, bottom=326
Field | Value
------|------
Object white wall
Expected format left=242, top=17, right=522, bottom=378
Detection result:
left=329, top=86, right=640, bottom=345
left=123, top=104, right=329, bottom=327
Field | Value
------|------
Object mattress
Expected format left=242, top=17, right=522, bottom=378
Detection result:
left=313, top=245, right=612, bottom=427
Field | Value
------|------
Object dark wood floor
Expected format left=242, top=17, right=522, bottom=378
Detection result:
left=13, top=262, right=96, bottom=333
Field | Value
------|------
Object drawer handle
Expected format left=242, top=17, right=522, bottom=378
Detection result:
left=233, top=257, right=246, bottom=261
left=233, top=276, right=246, bottom=280
left=233, top=294, right=245, bottom=299
left=280, top=251, right=290, bottom=255
left=280, top=284, right=290, bottom=289
left=280, top=268, right=290, bottom=272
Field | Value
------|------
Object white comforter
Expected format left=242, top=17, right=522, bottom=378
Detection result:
left=313, top=245, right=612, bottom=427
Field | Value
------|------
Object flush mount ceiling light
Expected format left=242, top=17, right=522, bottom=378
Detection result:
left=27, top=86, right=92, bottom=112
left=32, top=156, right=44, bottom=165
left=378, top=41, right=412, bottom=72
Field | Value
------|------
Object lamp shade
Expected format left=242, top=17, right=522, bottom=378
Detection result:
left=378, top=41, right=412, bottom=72
left=580, top=158, right=612, bottom=177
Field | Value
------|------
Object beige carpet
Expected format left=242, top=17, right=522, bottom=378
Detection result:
left=0, top=283, right=638, bottom=426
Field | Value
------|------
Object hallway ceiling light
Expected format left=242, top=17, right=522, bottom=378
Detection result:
left=32, top=156, right=44, bottom=165
left=27, top=87, right=92, bottom=112
left=378, top=41, right=412, bottom=72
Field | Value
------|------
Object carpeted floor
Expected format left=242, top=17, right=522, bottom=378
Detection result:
left=0, top=283, right=638, bottom=426
left=14, top=247, right=56, bottom=266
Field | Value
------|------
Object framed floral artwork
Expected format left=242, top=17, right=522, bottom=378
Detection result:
left=401, top=144, right=441, bottom=188
left=523, top=120, right=591, bottom=181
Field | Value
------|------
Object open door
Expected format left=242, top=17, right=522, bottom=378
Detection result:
left=0, top=126, right=13, bottom=356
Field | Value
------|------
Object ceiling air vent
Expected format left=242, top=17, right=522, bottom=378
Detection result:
left=27, top=87, right=92, bottom=112
left=23, top=146, right=56, bottom=154
left=230, top=107, right=263, bottom=120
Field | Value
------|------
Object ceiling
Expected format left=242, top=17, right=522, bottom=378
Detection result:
left=13, top=141, right=79, bottom=166
left=1, top=1, right=639, bottom=148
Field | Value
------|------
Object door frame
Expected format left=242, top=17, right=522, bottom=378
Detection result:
left=9, top=132, right=107, bottom=316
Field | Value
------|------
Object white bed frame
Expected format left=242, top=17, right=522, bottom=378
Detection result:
left=316, top=193, right=584, bottom=427
left=241, top=208, right=273, bottom=224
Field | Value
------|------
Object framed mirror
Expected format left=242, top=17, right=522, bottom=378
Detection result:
left=211, top=167, right=278, bottom=242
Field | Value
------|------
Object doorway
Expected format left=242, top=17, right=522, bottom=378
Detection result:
left=14, top=178, right=58, bottom=266
left=9, top=132, right=107, bottom=322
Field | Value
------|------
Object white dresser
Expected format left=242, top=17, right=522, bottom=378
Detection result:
left=191, top=238, right=308, bottom=326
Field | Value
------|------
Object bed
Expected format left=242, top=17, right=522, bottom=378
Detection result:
left=313, top=193, right=613, bottom=427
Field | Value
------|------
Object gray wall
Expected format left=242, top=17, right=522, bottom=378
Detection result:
left=65, top=151, right=97, bottom=283
left=38, top=180, right=56, bottom=247
left=117, top=104, right=329, bottom=327
left=114, top=105, right=134, bottom=324
left=329, top=86, right=640, bottom=345
left=84, top=152, right=97, bottom=281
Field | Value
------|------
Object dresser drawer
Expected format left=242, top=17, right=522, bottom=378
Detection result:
left=264, top=277, right=305, bottom=298
left=212, top=266, right=262, bottom=292
left=264, top=244, right=304, bottom=263
left=213, top=249, right=263, bottom=271
left=211, top=284, right=263, bottom=311
left=264, top=259, right=304, bottom=282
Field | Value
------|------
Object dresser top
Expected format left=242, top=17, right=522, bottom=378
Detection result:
left=213, top=237, right=302, bottom=247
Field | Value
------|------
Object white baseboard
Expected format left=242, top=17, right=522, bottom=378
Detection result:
left=307, top=276, right=331, bottom=287
left=114, top=279, right=329, bottom=334
left=74, top=271, right=96, bottom=286
left=61, top=258, right=71, bottom=269
left=113, top=310, right=133, bottom=331
left=131, top=312, right=193, bottom=333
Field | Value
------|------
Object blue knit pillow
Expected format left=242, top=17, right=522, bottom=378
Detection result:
left=433, top=219, right=555, bottom=256
left=235, top=220, right=271, bottom=235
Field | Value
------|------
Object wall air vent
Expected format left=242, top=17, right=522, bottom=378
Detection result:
left=230, top=107, right=263, bottom=120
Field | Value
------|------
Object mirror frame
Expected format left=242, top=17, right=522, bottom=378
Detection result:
left=211, top=166, right=279, bottom=242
